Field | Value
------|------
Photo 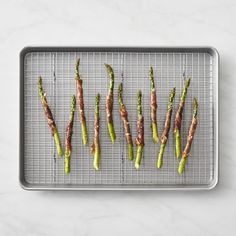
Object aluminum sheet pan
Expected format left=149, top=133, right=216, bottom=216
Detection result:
left=19, top=47, right=218, bottom=190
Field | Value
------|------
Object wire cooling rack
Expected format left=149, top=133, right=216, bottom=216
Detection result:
left=20, top=47, right=218, bottom=190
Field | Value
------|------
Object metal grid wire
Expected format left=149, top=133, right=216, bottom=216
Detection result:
left=23, top=50, right=215, bottom=188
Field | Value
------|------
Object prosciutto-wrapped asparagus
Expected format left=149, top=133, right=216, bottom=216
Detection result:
left=90, top=93, right=101, bottom=170
left=64, top=95, right=76, bottom=174
left=118, top=83, right=134, bottom=160
left=157, top=88, right=176, bottom=168
left=38, top=77, right=63, bottom=156
left=135, top=90, right=145, bottom=169
left=174, top=78, right=190, bottom=158
left=105, top=64, right=116, bottom=144
left=75, top=59, right=88, bottom=145
left=149, top=67, right=159, bottom=143
left=178, top=98, right=198, bottom=174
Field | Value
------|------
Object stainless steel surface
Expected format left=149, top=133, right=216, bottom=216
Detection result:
left=19, top=47, right=218, bottom=190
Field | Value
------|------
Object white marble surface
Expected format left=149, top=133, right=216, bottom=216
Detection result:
left=0, top=0, right=234, bottom=235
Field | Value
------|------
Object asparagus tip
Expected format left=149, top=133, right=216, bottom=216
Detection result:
left=118, top=83, right=124, bottom=106
left=104, top=63, right=111, bottom=70
left=186, top=77, right=191, bottom=87
left=118, top=82, right=123, bottom=93
left=38, top=76, right=42, bottom=83
left=171, top=87, right=176, bottom=100
left=137, top=90, right=142, bottom=98
left=150, top=66, right=153, bottom=76
left=137, top=90, right=142, bottom=116
left=75, top=58, right=80, bottom=78
left=194, top=97, right=198, bottom=107
left=193, top=97, right=198, bottom=118
left=105, top=64, right=114, bottom=77
left=76, top=58, right=80, bottom=68
left=71, top=95, right=76, bottom=107
left=167, top=87, right=176, bottom=111
left=38, top=77, right=43, bottom=95
left=96, top=93, right=100, bottom=103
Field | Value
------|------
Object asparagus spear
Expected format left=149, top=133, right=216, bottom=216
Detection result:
left=135, top=90, right=145, bottom=169
left=178, top=98, right=198, bottom=174
left=157, top=88, right=176, bottom=168
left=38, top=77, right=63, bottom=156
left=105, top=64, right=116, bottom=144
left=90, top=93, right=101, bottom=170
left=174, top=78, right=191, bottom=159
left=118, top=83, right=134, bottom=160
left=64, top=95, right=76, bottom=174
left=149, top=66, right=159, bottom=143
left=75, top=59, right=88, bottom=145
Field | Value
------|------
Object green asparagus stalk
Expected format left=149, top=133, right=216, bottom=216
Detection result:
left=135, top=90, right=145, bottom=169
left=149, top=67, right=159, bottom=143
left=38, top=77, right=63, bottom=156
left=90, top=93, right=101, bottom=170
left=118, top=83, right=134, bottom=160
left=157, top=88, right=176, bottom=168
left=75, top=59, right=88, bottom=145
left=105, top=64, right=116, bottom=144
left=64, top=95, right=76, bottom=174
left=174, top=78, right=191, bottom=159
left=178, top=98, right=198, bottom=174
